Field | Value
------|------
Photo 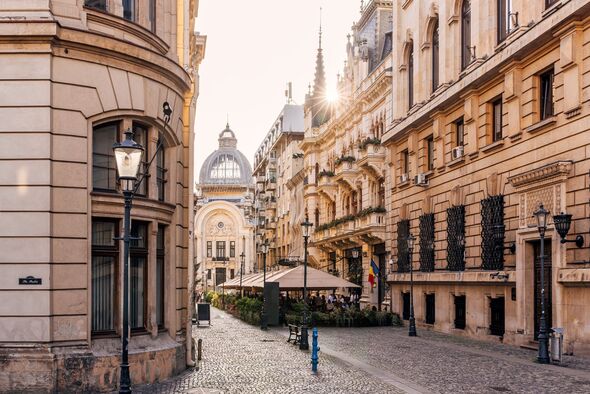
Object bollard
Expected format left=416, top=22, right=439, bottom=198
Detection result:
left=197, top=338, right=203, bottom=361
left=311, top=327, right=320, bottom=374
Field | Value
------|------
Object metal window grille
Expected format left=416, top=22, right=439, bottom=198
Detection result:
left=91, top=220, right=118, bottom=334
left=397, top=219, right=410, bottom=272
left=419, top=213, right=435, bottom=272
left=446, top=205, right=465, bottom=271
left=481, top=195, right=505, bottom=270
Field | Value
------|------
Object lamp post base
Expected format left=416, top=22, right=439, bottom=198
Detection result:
left=408, top=316, right=417, bottom=337
left=299, top=325, right=309, bottom=350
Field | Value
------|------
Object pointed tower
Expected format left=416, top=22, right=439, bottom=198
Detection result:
left=308, top=9, right=331, bottom=128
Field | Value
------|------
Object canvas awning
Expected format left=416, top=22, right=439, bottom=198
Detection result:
left=219, top=265, right=360, bottom=291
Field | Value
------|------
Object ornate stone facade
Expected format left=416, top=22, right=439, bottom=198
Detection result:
left=195, top=126, right=255, bottom=293
left=383, top=0, right=590, bottom=355
left=0, top=1, right=205, bottom=391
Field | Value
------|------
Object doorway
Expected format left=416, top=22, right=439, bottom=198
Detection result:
left=490, top=297, right=505, bottom=336
left=533, top=239, right=552, bottom=340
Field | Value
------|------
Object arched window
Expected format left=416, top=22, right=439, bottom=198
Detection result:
left=407, top=40, right=414, bottom=109
left=461, top=0, right=472, bottom=70
left=432, top=19, right=440, bottom=92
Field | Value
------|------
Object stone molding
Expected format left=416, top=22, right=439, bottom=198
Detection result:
left=507, top=160, right=573, bottom=189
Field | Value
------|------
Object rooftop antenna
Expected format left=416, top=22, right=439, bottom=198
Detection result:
left=285, top=82, right=293, bottom=104
left=319, top=6, right=322, bottom=49
left=226, top=113, right=229, bottom=128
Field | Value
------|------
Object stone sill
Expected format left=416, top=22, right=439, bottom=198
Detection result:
left=387, top=270, right=516, bottom=284
left=447, top=155, right=465, bottom=168
left=481, top=139, right=505, bottom=154
left=557, top=267, right=590, bottom=285
left=524, top=116, right=557, bottom=134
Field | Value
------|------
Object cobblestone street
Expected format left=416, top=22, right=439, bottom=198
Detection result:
left=135, top=308, right=590, bottom=394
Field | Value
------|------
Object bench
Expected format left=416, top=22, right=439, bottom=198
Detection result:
left=287, top=324, right=301, bottom=345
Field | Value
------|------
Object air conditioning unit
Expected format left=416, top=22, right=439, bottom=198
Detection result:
left=452, top=145, right=464, bottom=160
left=400, top=173, right=409, bottom=183
left=414, top=173, right=428, bottom=186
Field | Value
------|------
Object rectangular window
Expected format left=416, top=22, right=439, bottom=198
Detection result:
left=148, top=0, right=156, bottom=32
left=91, top=219, right=118, bottom=335
left=130, top=221, right=148, bottom=330
left=123, top=0, right=136, bottom=22
left=93, top=123, right=118, bottom=191
left=425, top=293, right=436, bottom=324
left=216, top=241, right=226, bottom=259
left=230, top=269, right=235, bottom=279
left=539, top=68, right=554, bottom=120
left=426, top=135, right=434, bottom=171
left=401, top=149, right=409, bottom=175
left=85, top=0, right=107, bottom=11
left=497, top=0, right=511, bottom=43
left=156, top=135, right=167, bottom=201
left=230, top=241, right=236, bottom=258
left=492, top=98, right=503, bottom=142
left=545, top=0, right=558, bottom=9
left=133, top=123, right=148, bottom=196
left=207, top=269, right=211, bottom=280
left=156, top=225, right=165, bottom=328
left=206, top=241, right=212, bottom=258
left=455, top=118, right=465, bottom=147
left=454, top=295, right=466, bottom=329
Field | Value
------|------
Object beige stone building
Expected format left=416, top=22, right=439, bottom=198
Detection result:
left=302, top=1, right=392, bottom=308
left=0, top=0, right=205, bottom=391
left=383, top=0, right=590, bottom=355
left=253, top=103, right=305, bottom=270
left=195, top=125, right=255, bottom=292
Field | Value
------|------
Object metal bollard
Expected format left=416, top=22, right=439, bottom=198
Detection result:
left=197, top=338, right=203, bottom=361
left=311, top=327, right=320, bottom=374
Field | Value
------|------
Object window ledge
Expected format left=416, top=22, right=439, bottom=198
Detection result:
left=481, top=139, right=505, bottom=154
left=523, top=116, right=557, bottom=134
left=447, top=155, right=466, bottom=168
left=398, top=180, right=411, bottom=188
left=542, top=1, right=563, bottom=18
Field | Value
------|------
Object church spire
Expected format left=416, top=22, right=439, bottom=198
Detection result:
left=310, top=7, right=330, bottom=128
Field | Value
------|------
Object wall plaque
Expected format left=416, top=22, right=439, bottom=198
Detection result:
left=19, top=276, right=42, bottom=285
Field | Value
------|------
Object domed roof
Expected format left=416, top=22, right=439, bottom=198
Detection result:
left=199, top=124, right=253, bottom=185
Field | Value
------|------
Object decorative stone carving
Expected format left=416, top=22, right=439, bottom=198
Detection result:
left=507, top=161, right=573, bottom=189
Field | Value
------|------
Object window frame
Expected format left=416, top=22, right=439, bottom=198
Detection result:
left=230, top=241, right=236, bottom=258
left=455, top=118, right=465, bottom=147
left=132, top=123, right=149, bottom=197
left=130, top=220, right=149, bottom=332
left=91, top=218, right=119, bottom=337
left=407, top=41, right=414, bottom=110
left=539, top=68, right=554, bottom=121
left=84, top=0, right=107, bottom=12
left=216, top=241, right=226, bottom=259
left=497, top=0, right=511, bottom=43
left=401, top=149, right=409, bottom=176
left=156, top=224, right=166, bottom=329
left=426, top=135, right=435, bottom=171
left=92, top=122, right=119, bottom=193
left=432, top=20, right=440, bottom=93
left=491, top=97, right=503, bottom=143
left=156, top=134, right=167, bottom=202
left=206, top=241, right=212, bottom=258
left=461, top=0, right=472, bottom=70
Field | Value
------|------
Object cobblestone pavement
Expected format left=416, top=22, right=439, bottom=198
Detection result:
left=314, top=325, right=590, bottom=394
left=134, top=308, right=401, bottom=394
left=135, top=309, right=590, bottom=394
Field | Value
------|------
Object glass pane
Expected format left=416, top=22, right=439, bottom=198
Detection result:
left=92, top=221, right=116, bottom=246
left=85, top=0, right=107, bottom=11
left=92, top=255, right=115, bottom=332
left=131, top=256, right=146, bottom=329
left=93, top=124, right=117, bottom=190
left=123, top=0, right=135, bottom=21
left=156, top=137, right=166, bottom=201
left=131, top=222, right=147, bottom=248
left=156, top=256, right=164, bottom=327
left=133, top=124, right=148, bottom=196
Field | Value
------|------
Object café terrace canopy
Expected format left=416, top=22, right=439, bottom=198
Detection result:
left=219, top=265, right=361, bottom=291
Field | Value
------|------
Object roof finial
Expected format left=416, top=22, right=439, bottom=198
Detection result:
left=319, top=7, right=322, bottom=49
left=226, top=113, right=229, bottom=128
left=360, top=0, right=365, bottom=13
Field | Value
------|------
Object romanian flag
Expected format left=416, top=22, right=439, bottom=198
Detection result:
left=369, top=259, right=380, bottom=288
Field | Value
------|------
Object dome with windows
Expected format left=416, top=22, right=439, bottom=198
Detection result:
left=199, top=124, right=253, bottom=185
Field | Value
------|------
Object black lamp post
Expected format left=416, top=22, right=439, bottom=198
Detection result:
left=407, top=234, right=417, bottom=337
left=113, top=130, right=144, bottom=394
left=240, top=251, right=245, bottom=298
left=533, top=204, right=550, bottom=364
left=300, top=217, right=313, bottom=350
left=261, top=239, right=269, bottom=330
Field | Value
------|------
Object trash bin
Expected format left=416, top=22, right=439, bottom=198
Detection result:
left=550, top=327, right=564, bottom=363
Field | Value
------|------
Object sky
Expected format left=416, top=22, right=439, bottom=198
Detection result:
left=194, top=0, right=361, bottom=175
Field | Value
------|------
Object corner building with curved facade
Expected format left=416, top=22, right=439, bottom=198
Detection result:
left=195, top=126, right=255, bottom=294
left=0, top=1, right=205, bottom=391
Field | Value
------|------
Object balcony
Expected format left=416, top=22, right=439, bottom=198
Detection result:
left=355, top=211, right=386, bottom=243
left=357, top=140, right=385, bottom=179
left=334, top=157, right=358, bottom=190
left=317, top=171, right=337, bottom=200
left=266, top=177, right=277, bottom=190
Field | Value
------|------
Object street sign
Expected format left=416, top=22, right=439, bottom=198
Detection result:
left=19, top=276, right=42, bottom=285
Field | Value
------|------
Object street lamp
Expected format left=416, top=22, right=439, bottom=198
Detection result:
left=300, top=217, right=314, bottom=350
left=533, top=204, right=550, bottom=364
left=239, top=251, right=245, bottom=298
left=260, top=239, right=269, bottom=330
left=407, top=234, right=417, bottom=337
left=113, top=129, right=144, bottom=394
